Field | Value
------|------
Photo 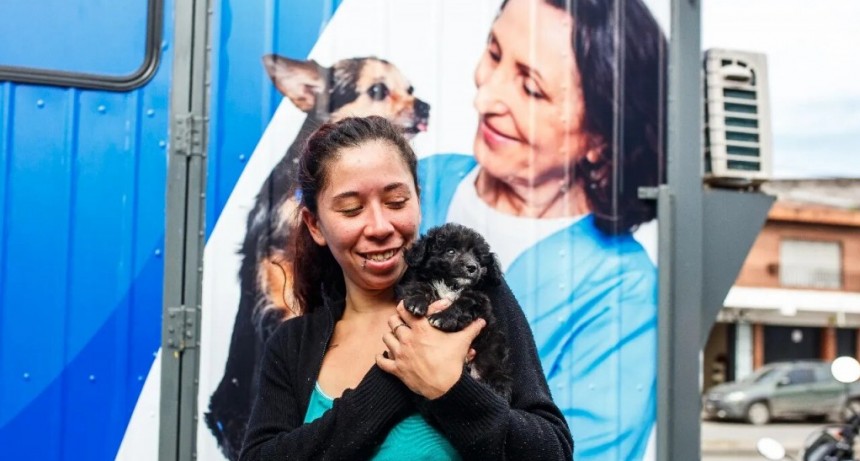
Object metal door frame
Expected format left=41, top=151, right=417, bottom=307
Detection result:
left=159, top=0, right=211, bottom=459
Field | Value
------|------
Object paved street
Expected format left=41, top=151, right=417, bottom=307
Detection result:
left=702, top=420, right=820, bottom=460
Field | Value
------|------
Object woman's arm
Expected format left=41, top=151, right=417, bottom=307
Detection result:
left=417, top=282, right=573, bottom=460
left=239, top=325, right=415, bottom=461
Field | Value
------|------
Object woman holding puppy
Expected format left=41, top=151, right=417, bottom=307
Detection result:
left=419, top=0, right=666, bottom=459
left=239, top=116, right=572, bottom=460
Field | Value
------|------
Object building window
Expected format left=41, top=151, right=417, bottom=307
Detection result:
left=779, top=239, right=842, bottom=289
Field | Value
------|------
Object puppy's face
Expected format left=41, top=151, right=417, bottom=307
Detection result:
left=263, top=54, right=430, bottom=137
left=410, top=227, right=493, bottom=289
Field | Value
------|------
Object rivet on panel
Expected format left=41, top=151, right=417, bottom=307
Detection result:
left=146, top=109, right=156, bottom=117
left=23, top=372, right=30, bottom=380
left=138, top=375, right=144, bottom=381
left=89, top=375, right=96, bottom=382
left=161, top=41, right=169, bottom=51
left=98, top=105, right=106, bottom=113
left=36, top=99, right=45, bottom=108
left=154, top=248, right=162, bottom=257
left=238, top=154, right=246, bottom=162
left=158, top=140, right=167, bottom=148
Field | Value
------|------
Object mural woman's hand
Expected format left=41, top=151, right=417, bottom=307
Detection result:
left=377, top=302, right=484, bottom=399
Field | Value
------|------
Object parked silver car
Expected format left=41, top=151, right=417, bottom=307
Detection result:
left=702, top=360, right=860, bottom=425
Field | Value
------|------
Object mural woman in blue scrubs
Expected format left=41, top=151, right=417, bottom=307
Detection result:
left=418, top=0, right=666, bottom=459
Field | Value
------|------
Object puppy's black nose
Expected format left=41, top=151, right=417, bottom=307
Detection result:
left=415, top=100, right=430, bottom=119
left=465, top=263, right=478, bottom=274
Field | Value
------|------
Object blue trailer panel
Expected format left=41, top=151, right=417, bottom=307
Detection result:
left=0, top=0, right=173, bottom=459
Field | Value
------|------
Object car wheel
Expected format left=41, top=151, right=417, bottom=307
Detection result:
left=806, top=414, right=827, bottom=423
left=747, top=401, right=771, bottom=425
left=841, top=399, right=860, bottom=420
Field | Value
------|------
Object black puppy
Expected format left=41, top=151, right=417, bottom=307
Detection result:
left=396, top=223, right=512, bottom=400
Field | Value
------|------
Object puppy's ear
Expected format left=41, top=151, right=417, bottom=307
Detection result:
left=405, top=237, right=428, bottom=268
left=482, top=251, right=504, bottom=287
left=262, top=55, right=326, bottom=112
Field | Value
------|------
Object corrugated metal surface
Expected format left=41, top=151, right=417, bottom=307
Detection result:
left=0, top=1, right=173, bottom=459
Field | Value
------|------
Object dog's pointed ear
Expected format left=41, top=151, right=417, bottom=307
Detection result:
left=405, top=237, right=428, bottom=268
left=262, top=55, right=326, bottom=112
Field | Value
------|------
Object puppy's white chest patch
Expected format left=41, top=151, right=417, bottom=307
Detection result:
left=432, top=280, right=462, bottom=303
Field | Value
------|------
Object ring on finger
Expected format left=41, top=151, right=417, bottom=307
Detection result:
left=392, top=323, right=410, bottom=335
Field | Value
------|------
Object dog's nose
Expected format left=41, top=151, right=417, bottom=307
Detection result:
left=414, top=100, right=430, bottom=119
left=465, top=263, right=478, bottom=274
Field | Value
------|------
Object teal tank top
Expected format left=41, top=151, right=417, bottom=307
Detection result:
left=304, top=383, right=461, bottom=460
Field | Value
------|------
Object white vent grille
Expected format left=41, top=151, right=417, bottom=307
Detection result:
left=703, top=49, right=773, bottom=184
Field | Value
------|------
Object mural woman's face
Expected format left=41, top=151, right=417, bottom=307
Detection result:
left=473, top=0, right=595, bottom=193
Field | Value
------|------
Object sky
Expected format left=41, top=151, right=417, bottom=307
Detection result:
left=701, top=0, right=860, bottom=179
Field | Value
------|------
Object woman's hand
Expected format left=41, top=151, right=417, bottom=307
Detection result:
left=377, top=301, right=485, bottom=400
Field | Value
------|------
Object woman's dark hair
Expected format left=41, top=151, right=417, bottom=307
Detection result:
left=291, top=115, right=419, bottom=313
left=503, top=0, right=667, bottom=234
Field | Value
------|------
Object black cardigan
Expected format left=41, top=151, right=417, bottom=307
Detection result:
left=238, top=281, right=573, bottom=460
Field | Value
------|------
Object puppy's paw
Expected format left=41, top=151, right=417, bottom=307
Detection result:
left=403, top=296, right=428, bottom=316
left=427, top=312, right=467, bottom=332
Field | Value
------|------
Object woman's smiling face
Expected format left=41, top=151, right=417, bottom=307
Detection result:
left=473, top=0, right=594, bottom=191
left=302, top=139, right=420, bottom=296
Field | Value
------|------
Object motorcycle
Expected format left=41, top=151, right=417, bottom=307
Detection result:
left=757, top=356, right=860, bottom=461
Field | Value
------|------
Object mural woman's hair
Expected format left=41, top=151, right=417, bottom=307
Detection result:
left=502, top=0, right=667, bottom=234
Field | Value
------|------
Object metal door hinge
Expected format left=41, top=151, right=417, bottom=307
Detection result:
left=165, top=305, right=199, bottom=351
left=173, top=114, right=205, bottom=158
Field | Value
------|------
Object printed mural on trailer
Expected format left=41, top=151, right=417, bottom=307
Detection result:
left=196, top=1, right=669, bottom=460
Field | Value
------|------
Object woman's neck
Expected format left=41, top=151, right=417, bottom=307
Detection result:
left=474, top=169, right=590, bottom=218
left=341, top=287, right=397, bottom=324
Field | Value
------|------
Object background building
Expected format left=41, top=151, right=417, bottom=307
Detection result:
left=704, top=179, right=860, bottom=391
